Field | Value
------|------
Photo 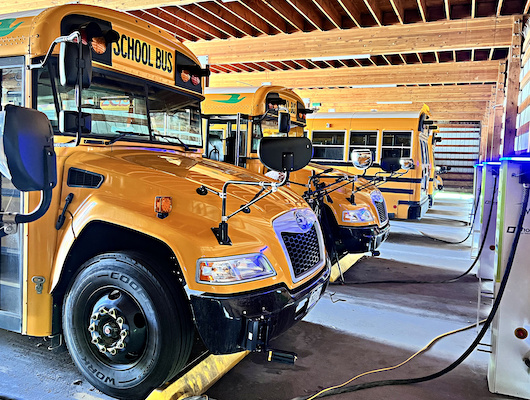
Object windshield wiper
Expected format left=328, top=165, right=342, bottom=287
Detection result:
left=152, top=132, right=190, bottom=151
left=105, top=130, right=150, bottom=145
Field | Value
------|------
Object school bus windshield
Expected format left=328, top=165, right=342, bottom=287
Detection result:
left=36, top=60, right=202, bottom=147
left=251, top=115, right=304, bottom=152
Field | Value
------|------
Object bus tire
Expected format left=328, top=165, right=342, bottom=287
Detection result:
left=63, top=252, right=193, bottom=400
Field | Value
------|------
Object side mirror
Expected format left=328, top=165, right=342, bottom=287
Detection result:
left=259, top=137, right=312, bottom=172
left=59, top=41, right=92, bottom=88
left=278, top=111, right=290, bottom=134
left=59, top=111, right=92, bottom=134
left=400, top=158, right=414, bottom=170
left=351, top=149, right=373, bottom=170
left=380, top=157, right=402, bottom=173
left=0, top=105, right=56, bottom=191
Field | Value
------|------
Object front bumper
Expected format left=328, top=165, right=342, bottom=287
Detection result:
left=337, top=222, right=390, bottom=254
left=188, top=262, right=330, bottom=354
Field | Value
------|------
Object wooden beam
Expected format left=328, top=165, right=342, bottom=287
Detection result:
left=285, top=0, right=324, bottom=31
left=336, top=0, right=362, bottom=27
left=525, top=0, right=530, bottom=14
left=416, top=0, right=427, bottom=22
left=207, top=60, right=501, bottom=88
left=496, top=0, right=504, bottom=16
left=260, top=0, right=307, bottom=31
left=236, top=0, right=289, bottom=34
left=363, top=0, right=383, bottom=26
left=221, top=1, right=273, bottom=35
left=312, top=0, right=343, bottom=29
left=184, top=17, right=513, bottom=63
left=502, top=16, right=523, bottom=156
left=196, top=2, right=255, bottom=37
left=174, top=4, right=235, bottom=38
left=127, top=9, right=198, bottom=41
left=296, top=86, right=496, bottom=104
left=389, top=0, right=405, bottom=24
left=490, top=63, right=506, bottom=159
left=444, top=0, right=451, bottom=19
left=0, top=0, right=211, bottom=13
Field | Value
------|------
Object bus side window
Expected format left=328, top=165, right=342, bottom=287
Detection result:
left=381, top=131, right=411, bottom=159
left=312, top=131, right=345, bottom=161
left=349, top=130, right=377, bottom=161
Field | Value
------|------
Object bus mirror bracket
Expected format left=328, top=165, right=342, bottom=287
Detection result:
left=59, top=110, right=92, bottom=134
left=278, top=112, right=291, bottom=134
left=197, top=137, right=312, bottom=245
left=0, top=105, right=57, bottom=236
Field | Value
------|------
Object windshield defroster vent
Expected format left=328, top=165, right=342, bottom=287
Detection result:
left=67, top=168, right=104, bottom=188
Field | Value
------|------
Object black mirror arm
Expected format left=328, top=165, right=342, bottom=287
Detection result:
left=28, top=32, right=81, bottom=71
left=0, top=187, right=53, bottom=237
left=198, top=174, right=289, bottom=245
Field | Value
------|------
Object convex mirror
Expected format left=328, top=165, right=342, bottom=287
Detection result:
left=351, top=149, right=373, bottom=170
left=259, top=137, right=312, bottom=172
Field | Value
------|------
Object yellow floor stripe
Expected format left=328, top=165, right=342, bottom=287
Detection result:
left=330, top=253, right=366, bottom=283
left=146, top=351, right=249, bottom=400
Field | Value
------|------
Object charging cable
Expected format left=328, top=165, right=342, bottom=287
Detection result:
left=294, top=181, right=529, bottom=399
left=297, top=319, right=486, bottom=400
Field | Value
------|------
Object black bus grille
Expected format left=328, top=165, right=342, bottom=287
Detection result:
left=374, top=201, right=388, bottom=224
left=281, top=226, right=321, bottom=278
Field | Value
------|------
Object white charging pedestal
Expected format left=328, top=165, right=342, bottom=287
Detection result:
left=488, top=157, right=530, bottom=399
left=476, top=162, right=500, bottom=280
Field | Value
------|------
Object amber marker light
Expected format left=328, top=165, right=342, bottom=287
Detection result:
left=181, top=70, right=190, bottom=82
left=155, top=196, right=172, bottom=219
left=90, top=36, right=107, bottom=55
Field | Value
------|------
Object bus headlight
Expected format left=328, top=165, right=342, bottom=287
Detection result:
left=197, top=254, right=276, bottom=284
left=370, top=190, right=384, bottom=203
left=342, top=208, right=374, bottom=223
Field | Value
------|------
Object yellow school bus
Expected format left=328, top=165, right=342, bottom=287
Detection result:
left=305, top=107, right=432, bottom=219
left=202, top=86, right=390, bottom=263
left=427, top=128, right=443, bottom=206
left=0, top=6, right=329, bottom=399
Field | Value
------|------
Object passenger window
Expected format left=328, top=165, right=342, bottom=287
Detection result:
left=381, top=131, right=412, bottom=159
left=349, top=130, right=377, bottom=161
left=312, top=131, right=345, bottom=161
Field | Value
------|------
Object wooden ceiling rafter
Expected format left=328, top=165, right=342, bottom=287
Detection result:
left=235, top=0, right=289, bottom=34
left=285, top=0, right=324, bottom=31
left=389, top=0, right=405, bottom=24
left=444, top=0, right=451, bottom=19
left=126, top=9, right=197, bottom=42
left=259, top=0, right=307, bottom=32
left=362, top=0, right=383, bottom=26
left=195, top=1, right=255, bottom=37
left=335, top=0, right=362, bottom=27
left=171, top=4, right=232, bottom=39
left=311, top=0, right=343, bottom=29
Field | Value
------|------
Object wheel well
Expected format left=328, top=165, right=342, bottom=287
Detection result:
left=52, top=221, right=185, bottom=333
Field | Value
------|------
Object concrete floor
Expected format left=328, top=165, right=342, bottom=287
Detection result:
left=0, top=192, right=513, bottom=400
left=206, top=192, right=511, bottom=400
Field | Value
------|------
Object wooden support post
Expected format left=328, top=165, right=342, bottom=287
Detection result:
left=490, top=62, right=506, bottom=160
left=502, top=16, right=523, bottom=157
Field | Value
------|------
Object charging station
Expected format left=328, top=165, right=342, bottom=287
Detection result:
left=488, top=157, right=530, bottom=399
left=475, top=162, right=500, bottom=280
